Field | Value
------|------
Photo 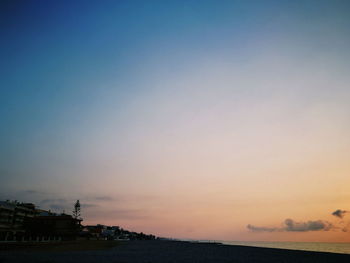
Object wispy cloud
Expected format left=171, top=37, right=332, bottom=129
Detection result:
left=247, top=225, right=278, bottom=232
left=22, top=190, right=42, bottom=195
left=94, top=196, right=114, bottom=201
left=40, top=198, right=67, bottom=205
left=85, top=208, right=150, bottom=221
left=39, top=198, right=100, bottom=212
left=49, top=204, right=67, bottom=212
left=81, top=203, right=98, bottom=208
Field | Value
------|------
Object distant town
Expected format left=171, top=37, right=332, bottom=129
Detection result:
left=0, top=200, right=156, bottom=242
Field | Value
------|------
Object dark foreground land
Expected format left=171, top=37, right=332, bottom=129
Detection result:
left=1, top=240, right=350, bottom=263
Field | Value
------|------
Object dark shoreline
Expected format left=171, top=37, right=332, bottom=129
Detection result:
left=1, top=240, right=350, bottom=263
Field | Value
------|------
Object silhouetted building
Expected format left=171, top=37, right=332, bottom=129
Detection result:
left=1, top=200, right=155, bottom=242
left=0, top=201, right=37, bottom=241
left=1, top=200, right=81, bottom=241
left=24, top=214, right=82, bottom=241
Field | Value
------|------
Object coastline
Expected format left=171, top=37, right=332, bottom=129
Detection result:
left=221, top=240, right=350, bottom=255
left=1, top=240, right=350, bottom=263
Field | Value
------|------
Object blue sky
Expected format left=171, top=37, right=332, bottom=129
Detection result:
left=1, top=0, right=350, bottom=241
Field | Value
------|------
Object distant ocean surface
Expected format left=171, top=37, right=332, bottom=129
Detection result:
left=220, top=241, right=350, bottom=255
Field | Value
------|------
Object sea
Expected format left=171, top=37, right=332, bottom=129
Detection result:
left=220, top=241, right=350, bottom=255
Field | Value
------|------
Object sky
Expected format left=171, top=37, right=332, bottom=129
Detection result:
left=1, top=0, right=350, bottom=242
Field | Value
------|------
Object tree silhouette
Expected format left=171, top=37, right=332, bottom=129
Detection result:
left=73, top=200, right=81, bottom=219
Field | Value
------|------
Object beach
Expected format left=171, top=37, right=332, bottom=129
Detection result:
left=1, top=240, right=350, bottom=263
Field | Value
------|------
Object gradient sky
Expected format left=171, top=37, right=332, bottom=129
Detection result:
left=1, top=0, right=350, bottom=242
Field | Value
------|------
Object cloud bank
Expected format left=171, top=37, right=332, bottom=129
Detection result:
left=247, top=219, right=333, bottom=232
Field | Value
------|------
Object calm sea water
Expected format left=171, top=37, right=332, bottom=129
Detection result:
left=220, top=241, right=350, bottom=255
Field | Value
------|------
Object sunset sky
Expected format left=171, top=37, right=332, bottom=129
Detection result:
left=1, top=0, right=350, bottom=242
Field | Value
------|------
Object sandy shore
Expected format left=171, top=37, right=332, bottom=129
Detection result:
left=1, top=240, right=350, bottom=263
